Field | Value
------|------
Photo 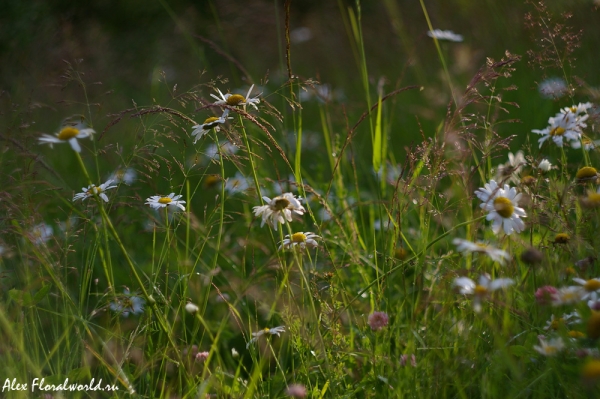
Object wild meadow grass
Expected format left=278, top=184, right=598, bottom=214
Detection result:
left=2, top=1, right=600, bottom=398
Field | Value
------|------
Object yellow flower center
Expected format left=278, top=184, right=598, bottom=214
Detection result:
left=550, top=318, right=564, bottom=330
left=570, top=106, right=577, bottom=113
left=544, top=345, right=559, bottom=355
left=576, top=166, right=598, bottom=180
left=493, top=196, right=514, bottom=218
left=588, top=193, right=600, bottom=204
left=57, top=126, right=80, bottom=140
left=582, top=360, right=600, bottom=380
left=204, top=175, right=220, bottom=188
left=263, top=327, right=271, bottom=333
left=273, top=198, right=290, bottom=211
left=553, top=233, right=569, bottom=244
left=564, top=267, right=576, bottom=276
left=474, top=285, right=488, bottom=296
left=584, top=279, right=600, bottom=292
left=158, top=197, right=173, bottom=204
left=203, top=116, right=220, bottom=125
left=550, top=126, right=566, bottom=136
left=291, top=232, right=307, bottom=243
left=86, top=186, right=103, bottom=195
left=568, top=330, right=585, bottom=338
left=226, top=94, right=245, bottom=106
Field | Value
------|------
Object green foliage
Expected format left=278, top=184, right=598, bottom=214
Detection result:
left=2, top=1, right=600, bottom=398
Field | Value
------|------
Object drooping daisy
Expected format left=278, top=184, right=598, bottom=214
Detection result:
left=570, top=136, right=599, bottom=151
left=453, top=274, right=514, bottom=312
left=580, top=186, right=600, bottom=209
left=191, top=109, right=231, bottom=144
left=246, top=326, right=285, bottom=348
left=110, top=289, right=145, bottom=317
left=38, top=121, right=95, bottom=153
left=73, top=179, right=117, bottom=203
left=495, top=151, right=526, bottom=185
left=544, top=312, right=581, bottom=331
left=108, top=167, right=137, bottom=185
left=475, top=180, right=526, bottom=235
left=252, top=193, right=305, bottom=231
left=426, top=29, right=463, bottom=42
left=279, top=232, right=320, bottom=250
left=145, top=193, right=186, bottom=212
left=572, top=277, right=600, bottom=301
left=533, top=336, right=565, bottom=356
left=211, top=85, right=260, bottom=111
left=532, top=113, right=582, bottom=148
left=452, top=238, right=511, bottom=265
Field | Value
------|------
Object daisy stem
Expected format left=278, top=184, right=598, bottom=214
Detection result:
left=96, top=204, right=188, bottom=377
left=212, top=130, right=226, bottom=274
left=237, top=114, right=263, bottom=203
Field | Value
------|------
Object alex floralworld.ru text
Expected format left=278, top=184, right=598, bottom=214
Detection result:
left=2, top=377, right=119, bottom=392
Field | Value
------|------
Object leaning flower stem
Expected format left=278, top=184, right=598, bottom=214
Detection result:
left=74, top=152, right=115, bottom=298
left=238, top=114, right=263, bottom=203
left=212, top=129, right=226, bottom=274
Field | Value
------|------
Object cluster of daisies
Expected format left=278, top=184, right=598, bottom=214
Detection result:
left=532, top=102, right=594, bottom=149
left=252, top=192, right=321, bottom=250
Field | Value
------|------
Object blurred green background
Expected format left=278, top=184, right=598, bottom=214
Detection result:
left=2, top=0, right=599, bottom=135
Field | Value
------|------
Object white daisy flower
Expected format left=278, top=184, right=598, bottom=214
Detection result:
left=475, top=180, right=526, bottom=235
left=495, top=151, right=526, bottom=184
left=572, top=278, right=600, bottom=301
left=252, top=193, right=305, bottom=231
left=108, top=167, right=137, bottom=185
left=532, top=113, right=582, bottom=148
left=552, top=286, right=585, bottom=306
left=426, top=29, right=463, bottom=42
left=145, top=193, right=186, bottom=212
left=191, top=109, right=231, bottom=144
left=453, top=274, right=514, bottom=313
left=246, top=326, right=285, bottom=348
left=110, top=289, right=145, bottom=317
left=30, top=223, right=53, bottom=246
left=73, top=179, right=117, bottom=203
left=452, top=238, right=511, bottom=265
left=211, top=85, right=260, bottom=111
left=544, top=312, right=581, bottom=331
left=224, top=172, right=250, bottom=195
left=533, top=336, right=564, bottom=356
left=38, top=122, right=95, bottom=153
left=279, top=232, right=320, bottom=250
left=561, top=102, right=593, bottom=117
left=538, top=159, right=552, bottom=172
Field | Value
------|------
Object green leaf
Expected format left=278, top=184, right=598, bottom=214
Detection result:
left=32, top=283, right=52, bottom=305
left=9, top=289, right=33, bottom=306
